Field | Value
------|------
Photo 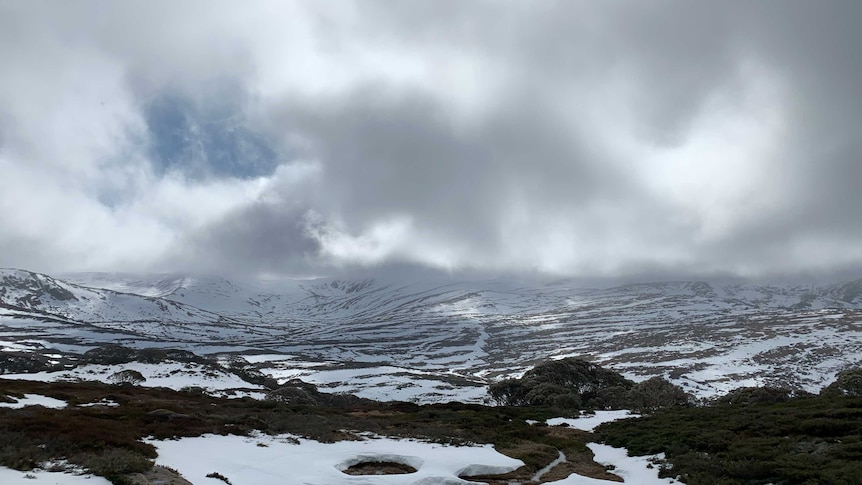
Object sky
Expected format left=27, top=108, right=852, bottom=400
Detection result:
left=1, top=1, right=862, bottom=281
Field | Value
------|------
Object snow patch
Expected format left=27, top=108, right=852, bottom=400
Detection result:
left=585, top=443, right=672, bottom=484
left=0, top=467, right=110, bottom=484
left=0, top=393, right=66, bottom=409
left=147, top=433, right=524, bottom=485
left=546, top=410, right=640, bottom=432
left=2, top=362, right=261, bottom=395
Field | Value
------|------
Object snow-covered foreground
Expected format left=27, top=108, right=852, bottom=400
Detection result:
left=0, top=467, right=111, bottom=485
left=148, top=433, right=524, bottom=485
left=0, top=399, right=671, bottom=485
left=147, top=432, right=674, bottom=485
left=0, top=439, right=675, bottom=485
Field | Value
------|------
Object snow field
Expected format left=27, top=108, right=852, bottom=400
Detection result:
left=145, top=431, right=677, bottom=484
left=2, top=362, right=262, bottom=395
left=147, top=433, right=524, bottom=484
left=260, top=360, right=490, bottom=404
left=0, top=467, right=112, bottom=485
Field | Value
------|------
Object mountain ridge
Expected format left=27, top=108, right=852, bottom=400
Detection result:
left=1, top=267, right=861, bottom=402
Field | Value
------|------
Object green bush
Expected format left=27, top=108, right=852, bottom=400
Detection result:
left=488, top=359, right=688, bottom=411
left=489, top=358, right=633, bottom=409
left=821, top=368, right=862, bottom=397
left=714, top=386, right=794, bottom=406
left=109, top=370, right=146, bottom=385
left=625, top=376, right=693, bottom=412
left=597, top=394, right=862, bottom=484
left=83, top=346, right=137, bottom=365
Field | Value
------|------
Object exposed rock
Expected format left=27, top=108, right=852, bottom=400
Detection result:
left=146, top=408, right=192, bottom=420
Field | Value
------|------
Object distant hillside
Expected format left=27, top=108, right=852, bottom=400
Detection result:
left=1, top=268, right=861, bottom=402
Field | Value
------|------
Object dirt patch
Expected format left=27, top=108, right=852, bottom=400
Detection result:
left=469, top=430, right=624, bottom=484
left=342, top=461, right=418, bottom=475
left=543, top=452, right=624, bottom=483
left=468, top=450, right=623, bottom=484
left=545, top=426, right=591, bottom=439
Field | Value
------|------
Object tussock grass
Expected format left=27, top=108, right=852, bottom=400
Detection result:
left=7, top=374, right=861, bottom=485
left=596, top=395, right=862, bottom=484
left=0, top=378, right=586, bottom=484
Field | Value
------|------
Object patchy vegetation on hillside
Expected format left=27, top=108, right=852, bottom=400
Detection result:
left=597, top=392, right=862, bottom=484
left=0, top=377, right=602, bottom=484
left=820, top=367, right=862, bottom=397
left=2, top=354, right=862, bottom=485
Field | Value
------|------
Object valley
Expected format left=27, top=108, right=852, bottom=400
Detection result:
left=1, top=268, right=861, bottom=403
left=2, top=268, right=862, bottom=484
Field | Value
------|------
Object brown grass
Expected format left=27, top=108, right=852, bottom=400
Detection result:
left=0, top=378, right=618, bottom=484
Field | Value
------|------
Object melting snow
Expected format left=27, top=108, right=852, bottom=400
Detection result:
left=0, top=468, right=111, bottom=485
left=0, top=393, right=66, bottom=409
left=2, top=362, right=261, bottom=395
left=147, top=433, right=524, bottom=485
left=545, top=410, right=641, bottom=432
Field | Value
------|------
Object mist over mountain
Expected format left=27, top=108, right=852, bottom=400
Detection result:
left=2, top=267, right=860, bottom=404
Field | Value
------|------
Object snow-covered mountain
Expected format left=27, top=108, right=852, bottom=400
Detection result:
left=0, top=269, right=236, bottom=348
left=2, top=267, right=861, bottom=402
left=0, top=269, right=229, bottom=323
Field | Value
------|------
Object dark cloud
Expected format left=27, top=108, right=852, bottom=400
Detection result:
left=169, top=199, right=320, bottom=277
left=1, top=1, right=862, bottom=279
left=271, top=86, right=638, bottom=250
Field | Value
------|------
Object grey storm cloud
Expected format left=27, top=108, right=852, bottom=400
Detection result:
left=271, top=87, right=637, bottom=245
left=169, top=200, right=320, bottom=277
left=1, top=1, right=862, bottom=279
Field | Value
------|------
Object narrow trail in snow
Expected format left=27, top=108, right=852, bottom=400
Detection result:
left=531, top=450, right=566, bottom=482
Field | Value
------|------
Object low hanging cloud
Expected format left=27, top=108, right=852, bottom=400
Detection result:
left=1, top=1, right=862, bottom=280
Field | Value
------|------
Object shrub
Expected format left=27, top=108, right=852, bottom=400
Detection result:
left=83, top=346, right=137, bottom=365
left=592, top=385, right=630, bottom=410
left=206, top=471, right=232, bottom=484
left=264, top=379, right=369, bottom=408
left=596, top=392, right=862, bottom=484
left=224, top=356, right=279, bottom=389
left=715, top=386, right=794, bottom=406
left=0, top=431, right=44, bottom=470
left=488, top=379, right=528, bottom=406
left=266, top=384, right=319, bottom=406
left=821, top=368, right=862, bottom=397
left=523, top=382, right=582, bottom=408
left=489, top=358, right=634, bottom=409
left=0, top=352, right=64, bottom=374
left=625, top=377, right=693, bottom=412
left=75, top=448, right=153, bottom=477
left=522, top=358, right=633, bottom=396
left=109, top=370, right=146, bottom=386
left=136, top=348, right=213, bottom=365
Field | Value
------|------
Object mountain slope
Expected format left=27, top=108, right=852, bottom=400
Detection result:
left=0, top=269, right=229, bottom=328
left=2, top=268, right=862, bottom=402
